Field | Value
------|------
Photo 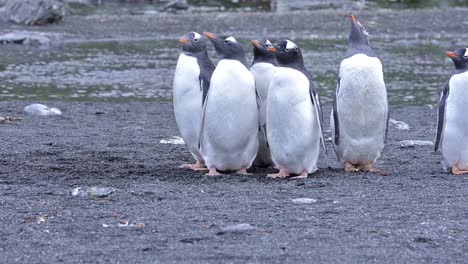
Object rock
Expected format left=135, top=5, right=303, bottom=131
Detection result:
left=389, top=118, right=410, bottom=130
left=292, top=198, right=317, bottom=204
left=159, top=136, right=185, bottom=145
left=70, top=186, right=115, bottom=198
left=0, top=0, right=68, bottom=26
left=161, top=0, right=189, bottom=11
left=217, top=223, right=255, bottom=235
left=0, top=116, right=21, bottom=123
left=272, top=0, right=363, bottom=12
left=399, top=140, right=434, bottom=148
left=0, top=31, right=60, bottom=47
left=24, top=104, right=62, bottom=116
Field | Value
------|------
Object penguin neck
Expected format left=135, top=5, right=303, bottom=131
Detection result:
left=453, top=67, right=468, bottom=75
left=251, top=49, right=277, bottom=66
left=221, top=53, right=247, bottom=67
left=183, top=50, right=209, bottom=59
left=277, top=54, right=305, bottom=72
left=346, top=43, right=376, bottom=58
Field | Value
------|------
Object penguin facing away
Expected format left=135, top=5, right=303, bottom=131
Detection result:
left=250, top=37, right=277, bottom=167
left=265, top=39, right=325, bottom=179
left=173, top=32, right=215, bottom=171
left=331, top=14, right=388, bottom=173
left=199, top=32, right=259, bottom=176
left=435, top=48, right=468, bottom=174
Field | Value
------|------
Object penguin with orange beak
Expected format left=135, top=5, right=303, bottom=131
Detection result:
left=199, top=32, right=258, bottom=176
left=435, top=48, right=468, bottom=174
left=173, top=32, right=215, bottom=171
left=265, top=39, right=325, bottom=178
left=331, top=14, right=388, bottom=173
left=250, top=37, right=277, bottom=167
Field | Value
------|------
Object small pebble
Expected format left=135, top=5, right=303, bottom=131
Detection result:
left=217, top=223, right=255, bottom=235
left=389, top=118, right=410, bottom=130
left=24, top=103, right=62, bottom=116
left=292, top=198, right=317, bottom=204
left=399, top=140, right=434, bottom=148
left=159, top=136, right=185, bottom=145
left=71, top=186, right=115, bottom=198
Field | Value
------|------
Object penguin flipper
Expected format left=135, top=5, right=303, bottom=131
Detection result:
left=198, top=91, right=209, bottom=151
left=309, top=83, right=327, bottom=154
left=197, top=51, right=215, bottom=105
left=332, top=78, right=341, bottom=146
left=435, top=79, right=450, bottom=152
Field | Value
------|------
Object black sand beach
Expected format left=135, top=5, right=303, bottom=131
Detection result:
left=1, top=4, right=468, bottom=263
left=1, top=101, right=468, bottom=263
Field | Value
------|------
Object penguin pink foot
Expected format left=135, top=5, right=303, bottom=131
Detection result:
left=363, top=162, right=380, bottom=173
left=205, top=166, right=222, bottom=176
left=345, top=162, right=360, bottom=173
left=267, top=169, right=290, bottom=178
left=237, top=167, right=252, bottom=175
left=179, top=160, right=207, bottom=171
left=452, top=164, right=468, bottom=175
left=290, top=170, right=308, bottom=179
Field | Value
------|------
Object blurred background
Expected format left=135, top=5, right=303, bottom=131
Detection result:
left=0, top=0, right=468, bottom=106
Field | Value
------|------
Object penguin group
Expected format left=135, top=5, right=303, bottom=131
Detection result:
left=173, top=13, right=468, bottom=177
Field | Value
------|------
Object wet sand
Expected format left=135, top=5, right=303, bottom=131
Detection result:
left=1, top=101, right=468, bottom=263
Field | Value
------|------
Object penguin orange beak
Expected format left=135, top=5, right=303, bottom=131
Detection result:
left=350, top=13, right=357, bottom=23
left=203, top=32, right=217, bottom=40
left=446, top=51, right=457, bottom=59
left=251, top=40, right=259, bottom=46
left=179, top=38, right=189, bottom=44
left=267, top=47, right=277, bottom=53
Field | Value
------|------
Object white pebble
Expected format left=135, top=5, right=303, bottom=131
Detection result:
left=24, top=103, right=62, bottom=116
left=389, top=118, right=409, bottom=130
left=159, top=136, right=185, bottom=145
left=292, top=198, right=317, bottom=204
left=399, top=140, right=434, bottom=148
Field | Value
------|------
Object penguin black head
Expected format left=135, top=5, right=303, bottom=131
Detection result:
left=347, top=14, right=375, bottom=58
left=203, top=32, right=247, bottom=65
left=446, top=48, right=468, bottom=71
left=179, top=32, right=207, bottom=54
left=251, top=37, right=277, bottom=66
left=267, top=39, right=304, bottom=68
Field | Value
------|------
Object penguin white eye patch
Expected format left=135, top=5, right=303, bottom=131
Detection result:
left=465, top=48, right=468, bottom=57
left=225, top=36, right=237, bottom=43
left=193, top=32, right=201, bottom=40
left=266, top=40, right=272, bottom=46
left=285, top=40, right=297, bottom=50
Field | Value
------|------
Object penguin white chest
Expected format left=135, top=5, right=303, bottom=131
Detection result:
left=250, top=62, right=276, bottom=103
left=333, top=54, right=388, bottom=164
left=201, top=59, right=259, bottom=171
left=172, top=53, right=203, bottom=161
left=442, top=71, right=468, bottom=170
left=266, top=67, right=321, bottom=174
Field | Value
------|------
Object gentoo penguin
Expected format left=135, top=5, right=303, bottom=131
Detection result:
left=173, top=32, right=215, bottom=170
left=331, top=14, right=388, bottom=173
left=250, top=37, right=277, bottom=167
left=199, top=32, right=259, bottom=176
left=266, top=39, right=325, bottom=178
left=435, top=48, right=468, bottom=174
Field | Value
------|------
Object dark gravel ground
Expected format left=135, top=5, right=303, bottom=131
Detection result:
left=1, top=101, right=468, bottom=263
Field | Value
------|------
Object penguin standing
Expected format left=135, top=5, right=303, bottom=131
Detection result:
left=250, top=37, right=277, bottom=167
left=199, top=32, right=259, bottom=176
left=266, top=39, right=325, bottom=178
left=435, top=48, right=468, bottom=174
left=331, top=14, right=388, bottom=173
left=173, top=32, right=215, bottom=170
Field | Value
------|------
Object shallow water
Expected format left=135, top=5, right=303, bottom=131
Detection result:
left=0, top=37, right=454, bottom=106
